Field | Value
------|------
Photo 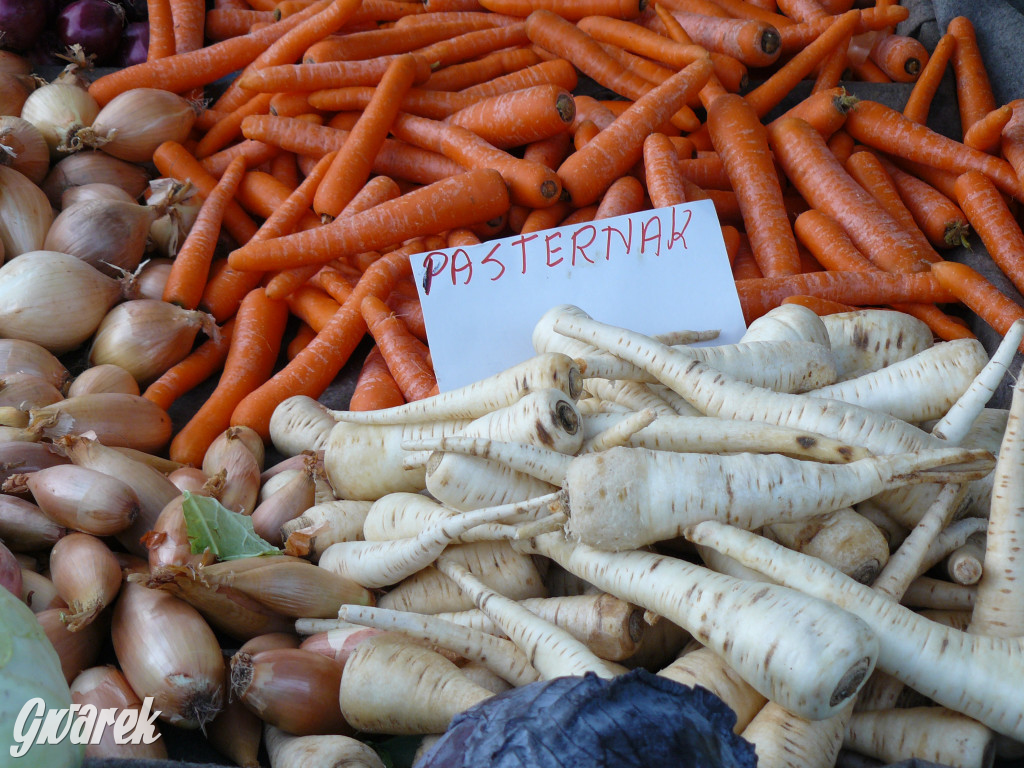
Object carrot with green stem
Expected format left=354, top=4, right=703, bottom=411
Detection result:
left=742, top=9, right=861, bottom=119
left=875, top=155, right=970, bottom=250
left=313, top=54, right=421, bottom=221
left=360, top=295, right=438, bottom=402
left=707, top=91, right=801, bottom=277
left=162, top=157, right=247, bottom=311
left=844, top=149, right=942, bottom=264
left=169, top=287, right=289, bottom=466
left=767, top=117, right=940, bottom=275
left=954, top=170, right=1024, bottom=297
left=88, top=0, right=334, bottom=105
left=555, top=54, right=713, bottom=206
left=227, top=168, right=510, bottom=273
left=843, top=99, right=1024, bottom=202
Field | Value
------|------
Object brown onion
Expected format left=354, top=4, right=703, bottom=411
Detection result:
left=50, top=532, right=122, bottom=631
left=44, top=198, right=160, bottom=275
left=91, top=88, right=197, bottom=163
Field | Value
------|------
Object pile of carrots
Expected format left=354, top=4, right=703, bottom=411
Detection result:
left=77, top=0, right=1024, bottom=465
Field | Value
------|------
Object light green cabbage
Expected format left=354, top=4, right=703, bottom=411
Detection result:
left=0, top=586, right=84, bottom=767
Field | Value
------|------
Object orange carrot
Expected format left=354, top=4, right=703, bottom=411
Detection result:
left=266, top=172, right=402, bottom=301
left=200, top=137, right=284, bottom=175
left=652, top=2, right=748, bottom=97
left=954, top=170, right=1024, bottom=298
left=843, top=149, right=941, bottom=264
left=302, top=19, right=486, bottom=63
left=142, top=317, right=236, bottom=411
left=735, top=270, right=958, bottom=323
left=214, top=0, right=364, bottom=112
left=422, top=47, right=541, bottom=91
left=170, top=287, right=290, bottom=465
left=409, top=22, right=529, bottom=70
left=523, top=9, right=664, bottom=104
left=662, top=11, right=782, bottom=68
left=767, top=86, right=858, bottom=139
left=268, top=152, right=302, bottom=190
left=230, top=247, right=415, bottom=439
left=445, top=84, right=575, bottom=149
left=389, top=112, right=563, bottom=208
left=286, top=322, right=318, bottom=360
left=877, top=155, right=970, bottom=250
left=475, top=0, right=645, bottom=20
left=204, top=8, right=275, bottom=40
left=930, top=260, right=1024, bottom=351
left=89, top=0, right=333, bottom=105
left=170, top=0, right=206, bottom=55
left=594, top=175, right=646, bottom=220
left=227, top=168, right=510, bottom=273
left=708, top=0, right=794, bottom=26
left=868, top=33, right=929, bottom=83
left=707, top=91, right=801, bottom=277
left=385, top=290, right=428, bottom=343
left=963, top=103, right=1014, bottom=154
left=194, top=92, right=275, bottom=160
left=349, top=345, right=406, bottom=411
left=948, top=15, right=997, bottom=138
left=269, top=91, right=323, bottom=118
left=742, top=9, right=860, bottom=118
left=152, top=141, right=260, bottom=247
left=360, top=294, right=438, bottom=401
left=774, top=4, right=907, bottom=54
left=766, top=116, right=936, bottom=274
left=731, top=233, right=763, bottom=280
left=643, top=132, right=689, bottom=208
left=314, top=54, right=421, bottom=220
left=842, top=99, right=1024, bottom=202
left=555, top=54, right=713, bottom=206
left=902, top=32, right=955, bottom=125
left=1000, top=101, right=1024, bottom=190
left=147, top=0, right=177, bottom=60
left=162, top=156, right=248, bottom=311
left=286, top=284, right=341, bottom=332
left=781, top=295, right=860, bottom=315
left=238, top=55, right=433, bottom=93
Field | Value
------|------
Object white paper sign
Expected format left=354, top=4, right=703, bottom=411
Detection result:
left=411, top=200, right=747, bottom=392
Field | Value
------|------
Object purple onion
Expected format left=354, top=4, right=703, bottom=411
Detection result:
left=56, top=0, right=125, bottom=65
left=0, top=0, right=48, bottom=52
left=115, top=19, right=148, bottom=67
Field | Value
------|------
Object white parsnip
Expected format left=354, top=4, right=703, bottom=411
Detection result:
left=331, top=352, right=584, bottom=425
left=844, top=707, right=996, bottom=768
left=338, top=633, right=493, bottom=735
left=579, top=412, right=873, bottom=463
left=738, top=303, right=831, bottom=347
left=946, top=530, right=987, bottom=586
left=323, top=417, right=472, bottom=500
left=657, top=646, right=767, bottom=733
left=931, top=320, right=1024, bottom=443
left=377, top=540, right=546, bottom=614
left=515, top=532, right=879, bottom=721
left=578, top=407, right=657, bottom=454
left=264, top=725, right=386, bottom=768
left=820, top=309, right=935, bottom=381
left=969, top=362, right=1024, bottom=637
left=268, top=396, right=338, bottom=457
left=337, top=605, right=541, bottom=687
left=434, top=555, right=622, bottom=680
left=318, top=497, right=557, bottom=589
left=580, top=377, right=678, bottom=416
left=280, top=499, right=372, bottom=561
left=805, top=339, right=990, bottom=425
left=900, top=576, right=976, bottom=611
left=432, top=593, right=650, bottom=661
left=424, top=388, right=582, bottom=510
left=687, top=520, right=1024, bottom=741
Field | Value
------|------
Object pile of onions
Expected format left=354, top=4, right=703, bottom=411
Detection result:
left=20, top=81, right=102, bottom=159
left=0, top=164, right=54, bottom=259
